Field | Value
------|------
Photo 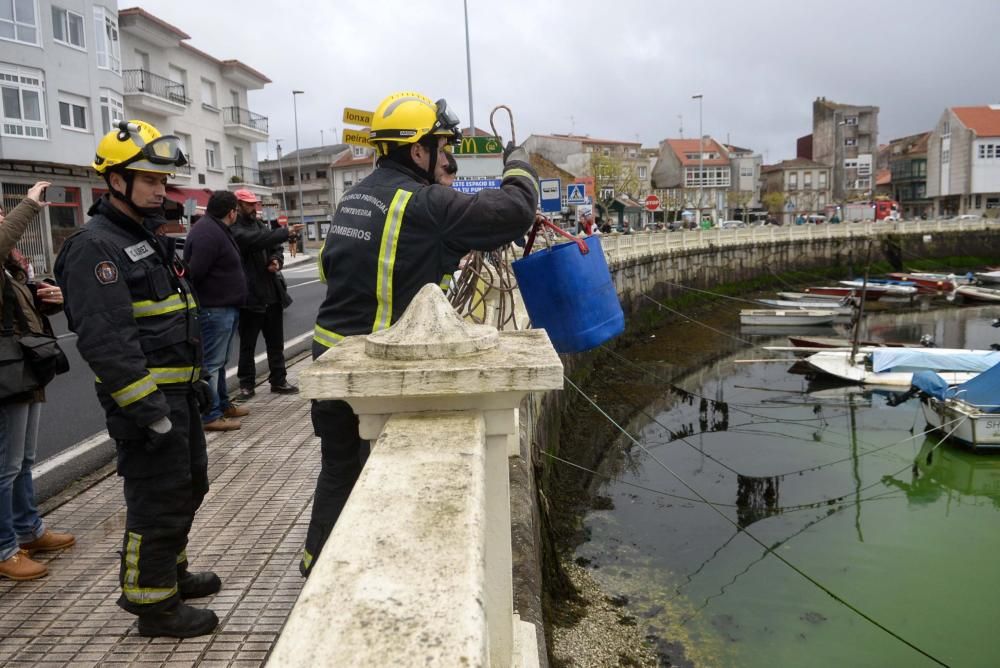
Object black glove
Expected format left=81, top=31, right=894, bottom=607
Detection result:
left=145, top=416, right=181, bottom=453
left=194, top=379, right=212, bottom=414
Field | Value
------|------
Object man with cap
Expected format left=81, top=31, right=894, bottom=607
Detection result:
left=230, top=189, right=303, bottom=397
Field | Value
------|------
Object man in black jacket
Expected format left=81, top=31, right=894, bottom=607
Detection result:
left=301, top=92, right=539, bottom=576
left=183, top=190, right=248, bottom=431
left=230, top=189, right=303, bottom=397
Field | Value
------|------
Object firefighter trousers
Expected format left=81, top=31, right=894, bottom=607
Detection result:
left=114, top=391, right=208, bottom=615
left=301, top=399, right=370, bottom=575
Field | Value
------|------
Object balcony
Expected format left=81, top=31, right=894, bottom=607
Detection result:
left=122, top=69, right=189, bottom=116
left=223, top=107, right=269, bottom=142
left=226, top=165, right=270, bottom=188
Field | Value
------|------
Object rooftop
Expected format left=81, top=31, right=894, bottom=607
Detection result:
left=663, top=138, right=731, bottom=166
left=761, top=158, right=828, bottom=172
left=952, top=106, right=1000, bottom=137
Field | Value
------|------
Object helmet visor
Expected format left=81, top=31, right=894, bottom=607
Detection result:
left=433, top=99, right=462, bottom=144
left=124, top=135, right=188, bottom=173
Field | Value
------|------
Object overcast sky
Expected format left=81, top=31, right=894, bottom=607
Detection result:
left=135, top=0, right=1000, bottom=163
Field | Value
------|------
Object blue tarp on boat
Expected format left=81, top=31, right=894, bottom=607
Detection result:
left=871, top=349, right=1000, bottom=373
left=912, top=362, right=1000, bottom=412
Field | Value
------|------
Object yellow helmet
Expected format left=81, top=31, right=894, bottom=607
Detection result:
left=93, top=119, right=187, bottom=175
left=369, top=92, right=461, bottom=157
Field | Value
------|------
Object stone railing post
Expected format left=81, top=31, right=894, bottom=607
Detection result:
left=269, top=284, right=563, bottom=668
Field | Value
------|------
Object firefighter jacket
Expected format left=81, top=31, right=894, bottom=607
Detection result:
left=54, top=196, right=201, bottom=439
left=313, top=157, right=538, bottom=352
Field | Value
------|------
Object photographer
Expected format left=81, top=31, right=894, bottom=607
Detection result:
left=0, top=181, right=75, bottom=582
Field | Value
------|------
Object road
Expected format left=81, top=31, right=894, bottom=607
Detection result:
left=38, top=259, right=323, bottom=463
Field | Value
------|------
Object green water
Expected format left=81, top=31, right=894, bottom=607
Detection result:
left=574, top=307, right=1000, bottom=667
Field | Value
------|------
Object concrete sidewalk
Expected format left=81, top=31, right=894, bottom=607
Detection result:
left=0, top=361, right=318, bottom=667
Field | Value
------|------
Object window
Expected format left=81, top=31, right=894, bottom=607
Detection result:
left=975, top=194, right=982, bottom=209
left=683, top=166, right=730, bottom=188
left=0, top=63, right=45, bottom=138
left=978, top=144, right=997, bottom=160
left=942, top=119, right=950, bottom=136
left=352, top=145, right=367, bottom=158
left=788, top=172, right=798, bottom=190
left=58, top=95, right=87, bottom=131
left=230, top=89, right=239, bottom=108
left=233, top=146, right=243, bottom=167
left=99, top=88, right=122, bottom=134
left=200, top=78, right=217, bottom=109
left=804, top=171, right=812, bottom=188
left=173, top=131, right=192, bottom=168
left=942, top=148, right=950, bottom=164
left=844, top=116, right=858, bottom=126
left=819, top=171, right=828, bottom=188
left=818, top=193, right=826, bottom=208
left=1, top=0, right=38, bottom=44
left=843, top=159, right=858, bottom=170
left=51, top=6, right=84, bottom=48
left=316, top=170, right=327, bottom=179
left=637, top=165, right=647, bottom=179
left=205, top=140, right=219, bottom=170
left=740, top=166, right=753, bottom=177
left=93, top=7, right=120, bottom=72
left=844, top=137, right=857, bottom=147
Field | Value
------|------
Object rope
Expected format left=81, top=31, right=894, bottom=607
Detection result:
left=563, top=374, right=951, bottom=666
left=640, top=293, right=754, bottom=346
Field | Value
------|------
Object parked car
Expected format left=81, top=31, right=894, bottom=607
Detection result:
left=719, top=220, right=747, bottom=229
left=806, top=214, right=826, bottom=224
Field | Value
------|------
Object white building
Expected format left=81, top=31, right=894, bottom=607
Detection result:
left=1, top=0, right=127, bottom=270
left=118, top=6, right=271, bottom=207
left=927, top=105, right=1000, bottom=217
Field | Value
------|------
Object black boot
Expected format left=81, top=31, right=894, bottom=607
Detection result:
left=137, top=603, right=219, bottom=638
left=178, top=570, right=222, bottom=599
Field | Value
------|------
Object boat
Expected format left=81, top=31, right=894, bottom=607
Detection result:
left=953, top=285, right=1000, bottom=303
left=804, top=286, right=887, bottom=300
left=777, top=291, right=846, bottom=302
left=805, top=347, right=1000, bottom=386
left=974, top=270, right=1000, bottom=285
left=756, top=299, right=854, bottom=316
left=910, top=362, right=1000, bottom=450
left=787, top=335, right=917, bottom=349
left=838, top=279, right=918, bottom=297
left=886, top=272, right=958, bottom=293
left=739, top=310, right=837, bottom=326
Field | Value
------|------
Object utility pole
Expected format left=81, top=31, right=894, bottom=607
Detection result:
left=463, top=0, right=475, bottom=134
left=693, top=94, right=704, bottom=225
left=292, top=90, right=311, bottom=240
left=275, top=138, right=288, bottom=213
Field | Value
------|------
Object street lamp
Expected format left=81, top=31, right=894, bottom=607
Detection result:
left=274, top=138, right=288, bottom=213
left=692, top=94, right=704, bottom=225
left=463, top=0, right=475, bottom=133
left=292, top=90, right=309, bottom=240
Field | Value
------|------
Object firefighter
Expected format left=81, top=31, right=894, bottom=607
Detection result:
left=54, top=120, right=219, bottom=638
left=302, top=92, right=539, bottom=575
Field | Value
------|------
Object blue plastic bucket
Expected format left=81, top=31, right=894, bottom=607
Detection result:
left=512, top=235, right=624, bottom=353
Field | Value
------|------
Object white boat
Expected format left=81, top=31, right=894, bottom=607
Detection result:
left=739, top=309, right=836, bottom=326
left=777, top=291, right=846, bottom=302
left=954, top=284, right=1000, bottom=303
left=838, top=280, right=918, bottom=296
left=911, top=363, right=1000, bottom=450
left=805, top=347, right=1000, bottom=387
left=974, top=271, right=1000, bottom=285
left=756, top=299, right=854, bottom=315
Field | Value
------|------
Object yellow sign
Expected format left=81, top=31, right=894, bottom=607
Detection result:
left=343, top=128, right=372, bottom=148
left=343, top=107, right=373, bottom=126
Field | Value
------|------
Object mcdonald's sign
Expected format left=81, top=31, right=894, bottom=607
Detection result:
left=453, top=136, right=503, bottom=155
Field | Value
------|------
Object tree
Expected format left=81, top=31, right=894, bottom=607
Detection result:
left=762, top=192, right=785, bottom=214
left=589, top=152, right=639, bottom=218
left=726, top=190, right=755, bottom=221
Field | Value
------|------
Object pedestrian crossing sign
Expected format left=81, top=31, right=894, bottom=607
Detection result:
left=567, top=183, right=587, bottom=205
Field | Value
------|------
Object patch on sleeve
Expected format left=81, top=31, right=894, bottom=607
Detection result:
left=94, top=261, right=119, bottom=285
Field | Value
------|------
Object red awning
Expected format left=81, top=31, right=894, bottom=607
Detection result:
left=165, top=186, right=213, bottom=212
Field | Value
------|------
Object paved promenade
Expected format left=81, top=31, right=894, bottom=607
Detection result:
left=0, top=362, right=316, bottom=667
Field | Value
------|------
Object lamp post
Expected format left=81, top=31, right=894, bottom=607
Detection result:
left=292, top=90, right=310, bottom=241
left=463, top=0, right=475, bottom=133
left=692, top=94, right=704, bottom=225
left=274, top=138, right=288, bottom=213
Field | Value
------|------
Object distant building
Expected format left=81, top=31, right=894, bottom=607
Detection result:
left=796, top=134, right=813, bottom=160
left=927, top=105, right=1000, bottom=218
left=760, top=159, right=832, bottom=225
left=888, top=132, right=930, bottom=219
left=651, top=138, right=761, bottom=220
left=810, top=97, right=879, bottom=203
left=0, top=0, right=127, bottom=271
left=258, top=143, right=352, bottom=237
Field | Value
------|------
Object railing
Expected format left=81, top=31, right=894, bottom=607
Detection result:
left=595, top=219, right=997, bottom=265
left=121, top=69, right=189, bottom=105
left=226, top=165, right=264, bottom=185
left=223, top=106, right=269, bottom=133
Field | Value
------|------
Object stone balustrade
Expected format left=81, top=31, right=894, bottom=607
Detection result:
left=268, top=284, right=563, bottom=668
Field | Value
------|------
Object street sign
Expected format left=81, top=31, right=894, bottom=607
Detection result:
left=277, top=214, right=289, bottom=226
left=262, top=206, right=278, bottom=221
left=452, top=177, right=502, bottom=195
left=343, top=128, right=372, bottom=148
left=343, top=107, right=373, bottom=126
left=183, top=198, right=197, bottom=217
left=600, top=187, right=615, bottom=202
left=644, top=194, right=660, bottom=211
left=566, top=183, right=587, bottom=205
left=539, top=178, right=561, bottom=213
left=452, top=136, right=503, bottom=155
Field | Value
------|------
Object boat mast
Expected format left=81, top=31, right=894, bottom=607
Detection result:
left=851, top=242, right=873, bottom=360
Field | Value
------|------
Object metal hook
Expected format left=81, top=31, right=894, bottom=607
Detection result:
left=489, top=105, right=516, bottom=146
